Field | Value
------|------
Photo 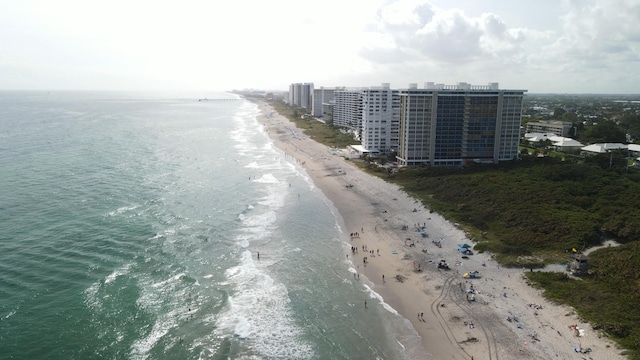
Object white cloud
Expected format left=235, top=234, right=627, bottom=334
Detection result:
left=0, top=0, right=638, bottom=92
left=357, top=0, right=640, bottom=92
left=363, top=3, right=526, bottom=64
left=551, top=0, right=640, bottom=63
left=415, top=8, right=483, bottom=62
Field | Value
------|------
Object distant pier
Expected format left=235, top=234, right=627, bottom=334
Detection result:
left=198, top=98, right=241, bottom=102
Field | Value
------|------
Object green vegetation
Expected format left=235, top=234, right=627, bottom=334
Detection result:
left=390, top=159, right=640, bottom=261
left=262, top=99, right=640, bottom=358
left=581, top=121, right=628, bottom=144
left=269, top=101, right=357, bottom=148
left=527, top=242, right=640, bottom=358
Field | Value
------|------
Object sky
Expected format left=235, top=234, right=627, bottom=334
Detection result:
left=1, top=0, right=639, bottom=93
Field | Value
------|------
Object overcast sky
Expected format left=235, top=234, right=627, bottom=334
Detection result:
left=1, top=0, right=639, bottom=93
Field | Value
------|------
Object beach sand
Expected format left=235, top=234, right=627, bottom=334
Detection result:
left=254, top=100, right=627, bottom=360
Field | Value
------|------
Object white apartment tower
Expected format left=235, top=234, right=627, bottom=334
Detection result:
left=397, top=82, right=526, bottom=166
left=333, top=89, right=364, bottom=132
left=332, top=84, right=400, bottom=154
left=288, top=83, right=314, bottom=110
left=311, top=87, right=343, bottom=118
left=361, top=84, right=400, bottom=154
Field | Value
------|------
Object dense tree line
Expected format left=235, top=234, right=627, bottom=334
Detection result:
left=579, top=121, right=628, bottom=143
left=388, top=158, right=640, bottom=264
left=619, top=111, right=640, bottom=141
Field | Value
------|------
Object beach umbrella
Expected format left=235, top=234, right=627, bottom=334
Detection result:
left=458, top=243, right=471, bottom=248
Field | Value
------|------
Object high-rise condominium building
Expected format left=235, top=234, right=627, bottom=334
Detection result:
left=333, top=89, right=364, bottom=132
left=333, top=84, right=400, bottom=154
left=311, top=87, right=344, bottom=118
left=361, top=84, right=400, bottom=154
left=397, top=82, right=526, bottom=166
left=288, top=83, right=314, bottom=110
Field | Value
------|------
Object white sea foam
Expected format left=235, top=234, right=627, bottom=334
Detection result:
left=163, top=228, right=176, bottom=236
left=84, top=263, right=134, bottom=312
left=258, top=190, right=285, bottom=209
left=83, top=282, right=102, bottom=311
left=235, top=209, right=277, bottom=248
left=363, top=284, right=399, bottom=316
left=104, top=263, right=132, bottom=285
left=3, top=309, right=16, bottom=320
left=252, top=173, right=279, bottom=184
left=130, top=317, right=175, bottom=359
left=130, top=269, right=199, bottom=359
left=150, top=272, right=186, bottom=289
left=241, top=211, right=276, bottom=229
left=360, top=283, right=434, bottom=359
left=229, top=105, right=260, bottom=157
left=216, top=250, right=314, bottom=358
left=106, top=204, right=140, bottom=217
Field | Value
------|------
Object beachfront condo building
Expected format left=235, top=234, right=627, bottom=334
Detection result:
left=396, top=82, right=526, bottom=166
left=311, top=87, right=344, bottom=118
left=361, top=84, right=400, bottom=155
left=288, top=83, right=314, bottom=110
left=333, top=84, right=400, bottom=155
left=333, top=89, right=364, bottom=136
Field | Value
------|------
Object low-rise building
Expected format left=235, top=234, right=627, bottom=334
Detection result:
left=580, top=143, right=627, bottom=154
left=525, top=120, right=573, bottom=137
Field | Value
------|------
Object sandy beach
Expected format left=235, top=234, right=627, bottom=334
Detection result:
left=254, top=100, right=627, bottom=360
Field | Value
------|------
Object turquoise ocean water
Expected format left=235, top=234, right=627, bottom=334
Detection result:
left=0, top=91, right=426, bottom=359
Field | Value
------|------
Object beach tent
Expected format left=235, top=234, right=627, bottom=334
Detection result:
left=463, top=271, right=480, bottom=278
left=458, top=243, right=471, bottom=249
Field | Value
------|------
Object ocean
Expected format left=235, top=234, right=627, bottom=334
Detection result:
left=0, top=91, right=425, bottom=359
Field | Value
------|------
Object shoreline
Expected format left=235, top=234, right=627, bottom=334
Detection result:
left=252, top=99, right=627, bottom=360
